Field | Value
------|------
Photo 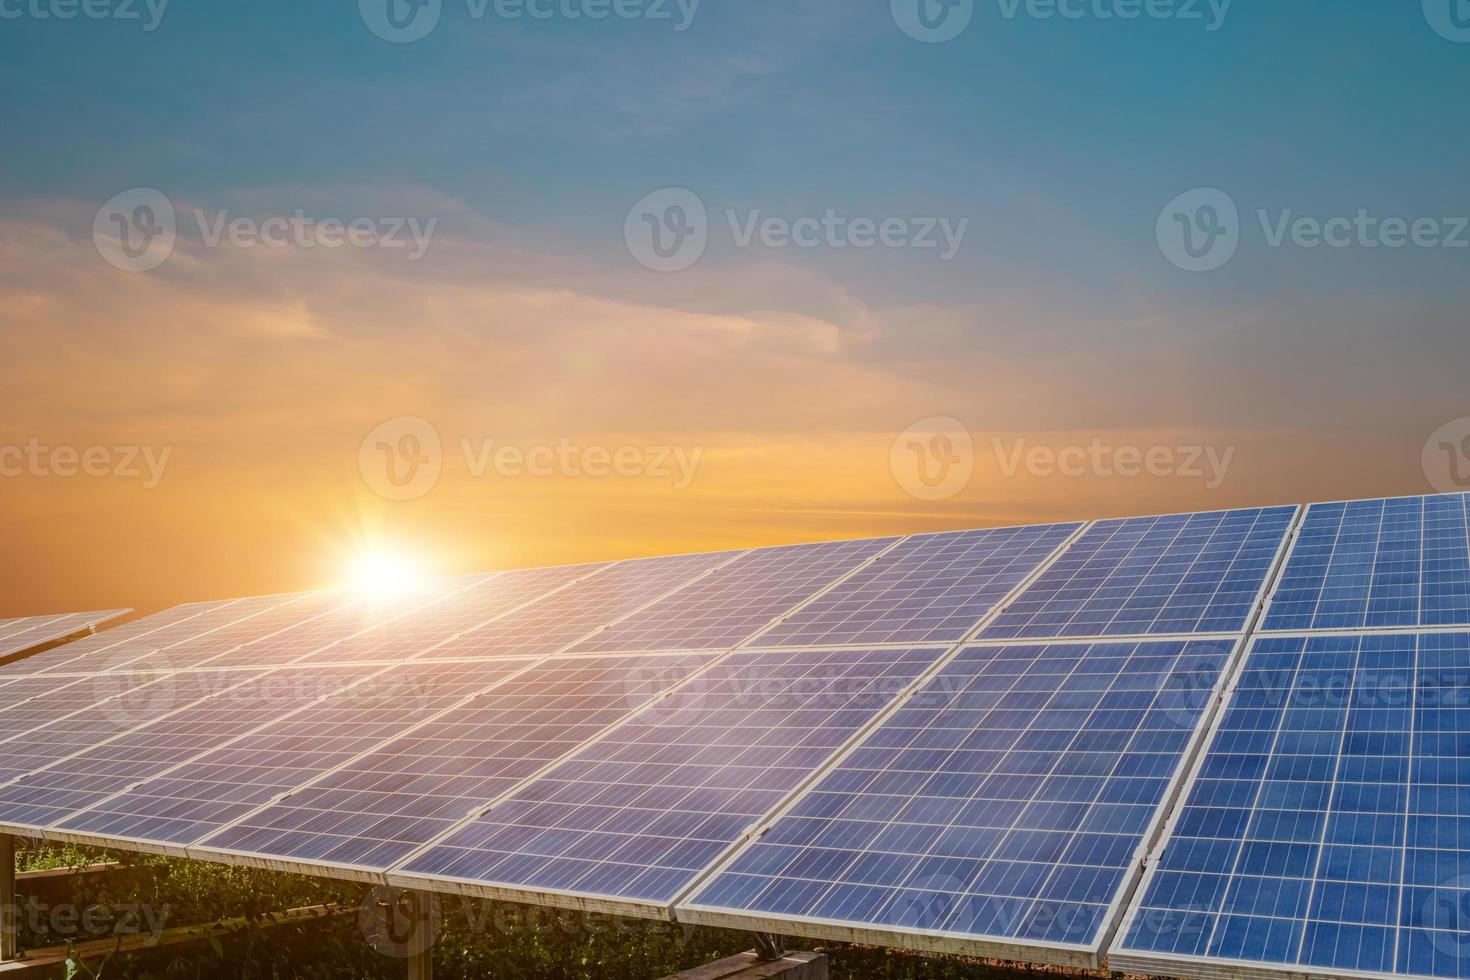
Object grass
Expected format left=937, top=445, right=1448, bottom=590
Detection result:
left=12, top=847, right=1084, bottom=980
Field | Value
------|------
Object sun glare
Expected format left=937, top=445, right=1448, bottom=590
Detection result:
left=348, top=551, right=429, bottom=599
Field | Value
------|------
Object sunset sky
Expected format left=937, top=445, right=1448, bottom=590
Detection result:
left=2, top=2, right=1468, bottom=618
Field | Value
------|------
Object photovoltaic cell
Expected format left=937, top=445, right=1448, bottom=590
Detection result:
left=980, top=507, right=1296, bottom=641
left=393, top=646, right=947, bottom=906
left=165, top=653, right=718, bottom=871
left=752, top=525, right=1081, bottom=648
left=430, top=551, right=742, bottom=661
left=1114, top=632, right=1470, bottom=980
left=0, top=666, right=367, bottom=832
left=0, top=610, right=129, bottom=660
left=1263, top=493, right=1470, bottom=632
left=51, top=658, right=537, bottom=849
left=683, top=639, right=1238, bottom=958
left=572, top=538, right=898, bottom=653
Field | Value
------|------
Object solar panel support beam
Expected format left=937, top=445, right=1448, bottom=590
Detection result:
left=753, top=933, right=786, bottom=962
left=1, top=835, right=17, bottom=963
left=404, top=890, right=434, bottom=980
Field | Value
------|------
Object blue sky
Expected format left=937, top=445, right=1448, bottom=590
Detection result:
left=2, top=1, right=1469, bottom=613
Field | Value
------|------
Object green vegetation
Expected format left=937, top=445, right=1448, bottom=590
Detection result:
left=12, top=847, right=1062, bottom=980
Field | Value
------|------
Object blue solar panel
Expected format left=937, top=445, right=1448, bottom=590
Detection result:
left=429, top=551, right=741, bottom=660
left=0, top=666, right=370, bottom=833
left=173, top=653, right=718, bottom=871
left=980, top=507, right=1297, bottom=640
left=571, top=538, right=898, bottom=653
left=391, top=646, right=946, bottom=907
left=751, top=525, right=1081, bottom=648
left=683, top=639, right=1237, bottom=956
left=47, top=659, right=536, bottom=849
left=0, top=669, right=258, bottom=784
left=1263, top=493, right=1470, bottom=632
left=1114, top=631, right=1470, bottom=980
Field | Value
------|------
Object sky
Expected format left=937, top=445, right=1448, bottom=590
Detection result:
left=2, top=1, right=1469, bottom=617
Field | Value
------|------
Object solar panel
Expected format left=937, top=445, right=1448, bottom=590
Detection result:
left=1262, top=493, right=1470, bottom=633
left=42, top=659, right=537, bottom=854
left=751, top=525, right=1082, bottom=648
left=980, top=507, right=1297, bottom=641
left=186, top=578, right=485, bottom=670
left=132, top=592, right=367, bottom=670
left=570, top=538, right=900, bottom=653
left=429, top=551, right=744, bottom=661
left=390, top=646, right=948, bottom=913
left=0, top=600, right=245, bottom=676
left=680, top=639, right=1241, bottom=966
left=0, top=666, right=370, bottom=835
left=301, top=563, right=616, bottom=665
left=0, top=609, right=130, bottom=661
left=0, top=669, right=259, bottom=783
left=1111, top=631, right=1470, bottom=980
left=67, top=653, right=717, bottom=874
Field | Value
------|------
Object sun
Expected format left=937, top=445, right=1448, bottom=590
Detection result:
left=347, top=550, right=429, bottom=599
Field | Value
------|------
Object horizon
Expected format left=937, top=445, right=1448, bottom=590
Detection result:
left=3, top=2, right=1468, bottom=618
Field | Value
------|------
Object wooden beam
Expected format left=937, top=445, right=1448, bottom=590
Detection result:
left=1, top=836, right=16, bottom=963
left=0, top=904, right=347, bottom=978
left=659, top=951, right=827, bottom=980
left=404, top=891, right=434, bottom=980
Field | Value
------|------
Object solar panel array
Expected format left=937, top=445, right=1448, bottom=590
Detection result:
left=188, top=653, right=722, bottom=873
left=569, top=538, right=899, bottom=653
left=0, top=609, right=130, bottom=661
left=980, top=507, right=1296, bottom=640
left=12, top=495, right=1470, bottom=979
left=1113, top=493, right=1470, bottom=980
left=680, top=640, right=1240, bottom=961
left=1263, top=493, right=1470, bottom=632
left=751, top=525, right=1081, bottom=648
left=392, top=646, right=947, bottom=909
left=45, top=658, right=542, bottom=854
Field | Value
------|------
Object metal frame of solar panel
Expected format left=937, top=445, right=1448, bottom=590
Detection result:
left=1110, top=492, right=1470, bottom=980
